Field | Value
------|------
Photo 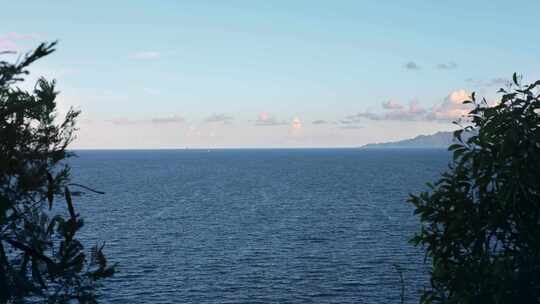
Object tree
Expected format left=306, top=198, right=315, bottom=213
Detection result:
left=0, top=43, right=115, bottom=303
left=410, top=74, right=540, bottom=303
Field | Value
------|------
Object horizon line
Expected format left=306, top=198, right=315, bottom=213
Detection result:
left=69, top=146, right=449, bottom=151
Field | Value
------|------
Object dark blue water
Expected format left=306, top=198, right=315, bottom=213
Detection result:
left=70, top=148, right=449, bottom=304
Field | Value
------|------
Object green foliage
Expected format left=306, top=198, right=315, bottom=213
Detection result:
left=410, top=74, right=540, bottom=303
left=0, top=43, right=115, bottom=303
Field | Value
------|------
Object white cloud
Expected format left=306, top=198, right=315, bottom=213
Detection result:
left=429, top=89, right=472, bottom=121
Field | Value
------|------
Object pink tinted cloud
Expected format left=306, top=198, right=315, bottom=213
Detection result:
left=291, top=117, right=302, bottom=130
left=429, top=89, right=472, bottom=121
left=382, top=101, right=426, bottom=121
left=254, top=112, right=287, bottom=126
left=258, top=112, right=268, bottom=121
left=341, top=89, right=474, bottom=124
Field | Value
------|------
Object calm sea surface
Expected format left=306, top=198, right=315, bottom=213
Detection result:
left=69, top=148, right=449, bottom=304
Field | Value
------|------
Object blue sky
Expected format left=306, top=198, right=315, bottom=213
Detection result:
left=2, top=1, right=540, bottom=148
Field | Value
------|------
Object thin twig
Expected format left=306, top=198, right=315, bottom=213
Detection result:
left=67, top=183, right=105, bottom=194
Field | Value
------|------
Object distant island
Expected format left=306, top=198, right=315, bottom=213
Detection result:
left=361, top=131, right=461, bottom=149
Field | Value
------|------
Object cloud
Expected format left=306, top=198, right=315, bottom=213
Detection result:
left=341, top=103, right=428, bottom=122
left=486, top=78, right=509, bottom=87
left=341, top=90, right=473, bottom=123
left=341, top=112, right=382, bottom=124
left=340, top=125, right=363, bottom=130
left=466, top=77, right=509, bottom=88
left=404, top=61, right=421, bottom=70
left=151, top=115, right=185, bottom=124
left=382, top=100, right=404, bottom=110
left=383, top=101, right=426, bottom=121
left=291, top=117, right=302, bottom=130
left=312, top=120, right=328, bottom=125
left=110, top=115, right=185, bottom=125
left=254, top=112, right=287, bottom=126
left=130, top=51, right=161, bottom=60
left=436, top=62, right=458, bottom=70
left=428, top=89, right=471, bottom=121
left=0, top=32, right=40, bottom=51
left=204, top=114, right=233, bottom=124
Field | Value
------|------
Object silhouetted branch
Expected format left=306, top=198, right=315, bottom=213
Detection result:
left=67, top=183, right=105, bottom=195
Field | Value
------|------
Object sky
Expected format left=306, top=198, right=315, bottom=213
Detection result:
left=1, top=1, right=540, bottom=148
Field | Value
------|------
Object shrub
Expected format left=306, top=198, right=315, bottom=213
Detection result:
left=0, top=43, right=115, bottom=303
left=410, top=74, right=540, bottom=303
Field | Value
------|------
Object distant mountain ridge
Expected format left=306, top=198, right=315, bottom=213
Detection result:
left=362, top=131, right=461, bottom=149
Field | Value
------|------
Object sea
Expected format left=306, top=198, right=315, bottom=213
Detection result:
left=69, top=148, right=450, bottom=304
